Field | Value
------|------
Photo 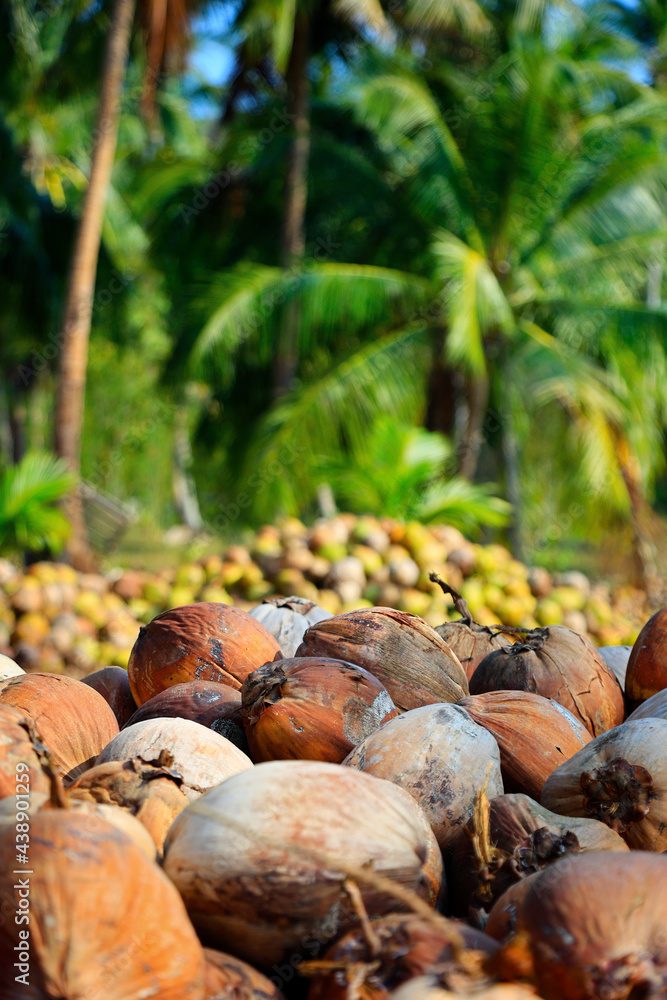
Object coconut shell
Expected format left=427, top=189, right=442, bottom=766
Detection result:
left=307, top=914, right=498, bottom=1000
left=295, top=608, right=468, bottom=712
left=540, top=718, right=667, bottom=850
left=436, top=621, right=510, bottom=682
left=204, top=949, right=286, bottom=1000
left=248, top=596, right=333, bottom=657
left=0, top=673, right=119, bottom=779
left=0, top=810, right=206, bottom=999
left=68, top=754, right=191, bottom=853
left=95, top=717, right=253, bottom=802
left=449, top=792, right=629, bottom=917
left=469, top=626, right=624, bottom=737
left=626, top=687, right=667, bottom=722
left=0, top=704, right=51, bottom=800
left=0, top=654, right=23, bottom=682
left=484, top=873, right=540, bottom=943
left=128, top=602, right=282, bottom=706
left=391, top=979, right=540, bottom=1000
left=597, top=645, right=632, bottom=690
left=124, top=680, right=247, bottom=752
left=82, top=665, right=137, bottom=727
left=458, top=691, right=591, bottom=799
left=492, top=852, right=667, bottom=1000
left=163, top=760, right=443, bottom=967
left=343, top=703, right=503, bottom=852
left=626, top=608, right=667, bottom=707
left=242, top=657, right=397, bottom=763
left=52, top=799, right=158, bottom=859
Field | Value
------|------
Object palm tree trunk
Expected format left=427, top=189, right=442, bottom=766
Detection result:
left=54, top=0, right=136, bottom=569
left=425, top=328, right=458, bottom=438
left=273, top=12, right=310, bottom=399
left=501, top=406, right=523, bottom=560
left=616, top=436, right=660, bottom=603
left=457, top=374, right=489, bottom=479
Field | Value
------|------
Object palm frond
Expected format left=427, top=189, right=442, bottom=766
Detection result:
left=434, top=230, right=514, bottom=374
left=402, top=0, right=490, bottom=37
left=0, top=452, right=74, bottom=554
left=234, top=327, right=433, bottom=521
left=418, top=478, right=511, bottom=532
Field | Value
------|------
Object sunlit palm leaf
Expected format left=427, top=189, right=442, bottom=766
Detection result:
left=0, top=453, right=74, bottom=554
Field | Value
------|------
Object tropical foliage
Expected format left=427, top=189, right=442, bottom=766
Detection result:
left=0, top=452, right=73, bottom=554
left=1, top=0, right=667, bottom=577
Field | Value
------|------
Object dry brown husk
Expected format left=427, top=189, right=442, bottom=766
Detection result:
left=295, top=607, right=468, bottom=711
left=449, top=792, right=629, bottom=918
left=305, top=913, right=499, bottom=1000
left=67, top=753, right=191, bottom=853
left=0, top=673, right=119, bottom=780
left=204, top=948, right=286, bottom=1000
left=0, top=704, right=52, bottom=800
left=0, top=810, right=206, bottom=999
left=492, top=852, right=667, bottom=1000
left=162, top=759, right=443, bottom=967
left=343, top=703, right=503, bottom=852
left=242, top=657, right=397, bottom=763
left=458, top=691, right=591, bottom=800
left=540, top=718, right=667, bottom=850
left=469, top=626, right=624, bottom=736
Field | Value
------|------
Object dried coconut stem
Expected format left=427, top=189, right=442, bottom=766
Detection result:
left=344, top=879, right=383, bottom=957
left=429, top=574, right=473, bottom=624
left=469, top=764, right=506, bottom=903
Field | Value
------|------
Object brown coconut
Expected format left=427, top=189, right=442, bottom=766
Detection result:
left=626, top=607, right=667, bottom=707
left=0, top=810, right=206, bottom=999
left=128, top=602, right=282, bottom=706
left=458, top=691, right=591, bottom=799
left=295, top=607, right=468, bottom=712
left=343, top=703, right=503, bottom=851
left=540, top=718, right=667, bottom=850
left=82, top=665, right=137, bottom=727
left=469, top=626, right=624, bottom=737
left=123, top=680, right=247, bottom=752
left=449, top=792, right=629, bottom=918
left=67, top=754, right=191, bottom=854
left=204, top=948, right=286, bottom=1000
left=491, top=852, right=667, bottom=1000
left=306, top=914, right=499, bottom=1000
left=242, top=657, right=397, bottom=763
left=0, top=673, right=119, bottom=779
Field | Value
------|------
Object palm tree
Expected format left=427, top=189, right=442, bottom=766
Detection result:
left=54, top=0, right=136, bottom=570
left=53, top=0, right=198, bottom=568
left=224, top=0, right=488, bottom=397
left=177, top=10, right=667, bottom=578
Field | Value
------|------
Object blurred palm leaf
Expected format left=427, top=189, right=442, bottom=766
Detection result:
left=0, top=453, right=74, bottom=554
left=321, top=416, right=510, bottom=531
